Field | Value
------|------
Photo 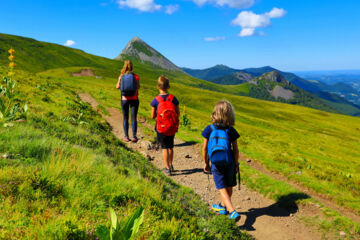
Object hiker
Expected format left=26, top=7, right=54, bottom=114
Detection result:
left=116, top=60, right=140, bottom=142
left=151, top=76, right=180, bottom=176
left=202, top=100, right=241, bottom=221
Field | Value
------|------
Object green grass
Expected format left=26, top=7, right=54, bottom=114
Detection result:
left=0, top=70, right=252, bottom=239
left=58, top=65, right=360, bottom=216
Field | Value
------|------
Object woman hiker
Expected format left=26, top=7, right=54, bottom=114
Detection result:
left=116, top=60, right=140, bottom=142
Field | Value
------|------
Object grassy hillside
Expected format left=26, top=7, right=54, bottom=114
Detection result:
left=55, top=64, right=360, bottom=215
left=0, top=68, right=250, bottom=239
left=0, top=33, right=120, bottom=73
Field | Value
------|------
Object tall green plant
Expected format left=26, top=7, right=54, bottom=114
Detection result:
left=0, top=48, right=28, bottom=126
left=96, top=207, right=144, bottom=240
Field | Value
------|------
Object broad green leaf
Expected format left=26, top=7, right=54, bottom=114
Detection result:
left=110, top=208, right=118, bottom=230
left=23, top=104, right=28, bottom=113
left=130, top=209, right=144, bottom=239
left=121, top=207, right=144, bottom=239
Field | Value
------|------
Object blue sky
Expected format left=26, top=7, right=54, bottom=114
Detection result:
left=1, top=0, right=359, bottom=71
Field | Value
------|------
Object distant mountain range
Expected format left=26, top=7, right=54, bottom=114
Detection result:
left=182, top=65, right=360, bottom=116
left=117, top=37, right=360, bottom=116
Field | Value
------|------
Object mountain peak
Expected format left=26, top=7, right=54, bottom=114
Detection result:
left=129, top=36, right=143, bottom=43
left=262, top=71, right=288, bottom=84
left=116, top=37, right=182, bottom=72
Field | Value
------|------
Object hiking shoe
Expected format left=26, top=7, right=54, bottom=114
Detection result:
left=131, top=137, right=138, bottom=143
left=123, top=137, right=130, bottom=142
left=162, top=168, right=171, bottom=176
left=212, top=203, right=226, bottom=212
left=170, top=165, right=174, bottom=172
left=218, top=209, right=229, bottom=215
left=229, top=210, right=241, bottom=222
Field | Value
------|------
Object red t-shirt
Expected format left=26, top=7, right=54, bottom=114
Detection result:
left=122, top=73, right=140, bottom=100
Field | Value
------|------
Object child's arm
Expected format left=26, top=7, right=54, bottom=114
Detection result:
left=232, top=140, right=239, bottom=171
left=202, top=138, right=211, bottom=172
left=151, top=107, right=156, bottom=119
left=116, top=74, right=122, bottom=89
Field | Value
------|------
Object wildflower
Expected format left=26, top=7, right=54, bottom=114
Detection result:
left=8, top=48, right=15, bottom=55
left=9, top=62, right=16, bottom=68
left=8, top=55, right=15, bottom=61
left=8, top=72, right=14, bottom=76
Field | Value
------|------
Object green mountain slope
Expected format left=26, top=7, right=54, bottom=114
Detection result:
left=184, top=64, right=360, bottom=116
left=0, top=33, right=120, bottom=73
left=182, top=64, right=239, bottom=80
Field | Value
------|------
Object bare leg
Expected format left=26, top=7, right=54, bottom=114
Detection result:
left=162, top=149, right=170, bottom=169
left=169, top=148, right=174, bottom=166
left=219, top=187, right=235, bottom=213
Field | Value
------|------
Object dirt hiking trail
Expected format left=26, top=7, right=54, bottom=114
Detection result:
left=79, top=93, right=333, bottom=240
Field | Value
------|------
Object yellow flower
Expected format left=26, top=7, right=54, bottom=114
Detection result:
left=9, top=62, right=16, bottom=68
left=8, top=72, right=14, bottom=76
left=8, top=55, right=15, bottom=61
left=8, top=48, right=15, bottom=55
left=183, top=105, right=187, bottom=115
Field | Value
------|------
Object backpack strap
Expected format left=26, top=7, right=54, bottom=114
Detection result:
left=166, top=94, right=174, bottom=102
left=155, top=95, right=164, bottom=103
left=210, top=124, right=215, bottom=131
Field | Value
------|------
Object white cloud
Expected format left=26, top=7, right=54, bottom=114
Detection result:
left=193, top=0, right=254, bottom=9
left=204, top=36, right=226, bottom=41
left=117, top=0, right=161, bottom=12
left=64, top=40, right=76, bottom=46
left=232, top=11, right=271, bottom=28
left=239, top=28, right=255, bottom=37
left=265, top=7, right=287, bottom=18
left=232, top=7, right=287, bottom=37
left=165, top=4, right=179, bottom=14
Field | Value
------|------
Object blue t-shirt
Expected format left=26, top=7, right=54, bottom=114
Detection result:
left=150, top=94, right=179, bottom=112
left=202, top=124, right=240, bottom=143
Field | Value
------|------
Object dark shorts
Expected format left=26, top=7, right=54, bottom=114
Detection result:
left=211, top=162, right=237, bottom=190
left=157, top=132, right=175, bottom=149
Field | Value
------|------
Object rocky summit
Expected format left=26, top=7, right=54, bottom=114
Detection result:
left=116, top=36, right=183, bottom=72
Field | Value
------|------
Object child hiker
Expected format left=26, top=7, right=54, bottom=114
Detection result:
left=151, top=76, right=180, bottom=176
left=202, top=100, right=241, bottom=221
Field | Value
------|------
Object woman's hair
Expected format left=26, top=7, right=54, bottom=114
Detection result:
left=211, top=100, right=235, bottom=126
left=158, top=75, right=170, bottom=90
left=121, top=60, right=133, bottom=75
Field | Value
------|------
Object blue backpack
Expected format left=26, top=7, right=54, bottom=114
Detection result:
left=120, top=73, right=137, bottom=97
left=208, top=125, right=233, bottom=166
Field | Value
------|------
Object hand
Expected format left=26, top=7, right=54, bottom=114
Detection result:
left=116, top=83, right=120, bottom=89
left=235, top=163, right=239, bottom=173
left=204, top=163, right=211, bottom=173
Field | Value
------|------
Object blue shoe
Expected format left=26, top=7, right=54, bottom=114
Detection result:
left=218, top=209, right=229, bottom=215
left=229, top=210, right=241, bottom=222
left=212, top=203, right=226, bottom=212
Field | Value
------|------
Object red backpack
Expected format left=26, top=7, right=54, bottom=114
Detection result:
left=156, top=94, right=179, bottom=136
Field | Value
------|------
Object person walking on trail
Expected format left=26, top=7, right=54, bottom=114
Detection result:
left=202, top=100, right=241, bottom=221
left=151, top=76, right=180, bottom=176
left=116, top=60, right=140, bottom=142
